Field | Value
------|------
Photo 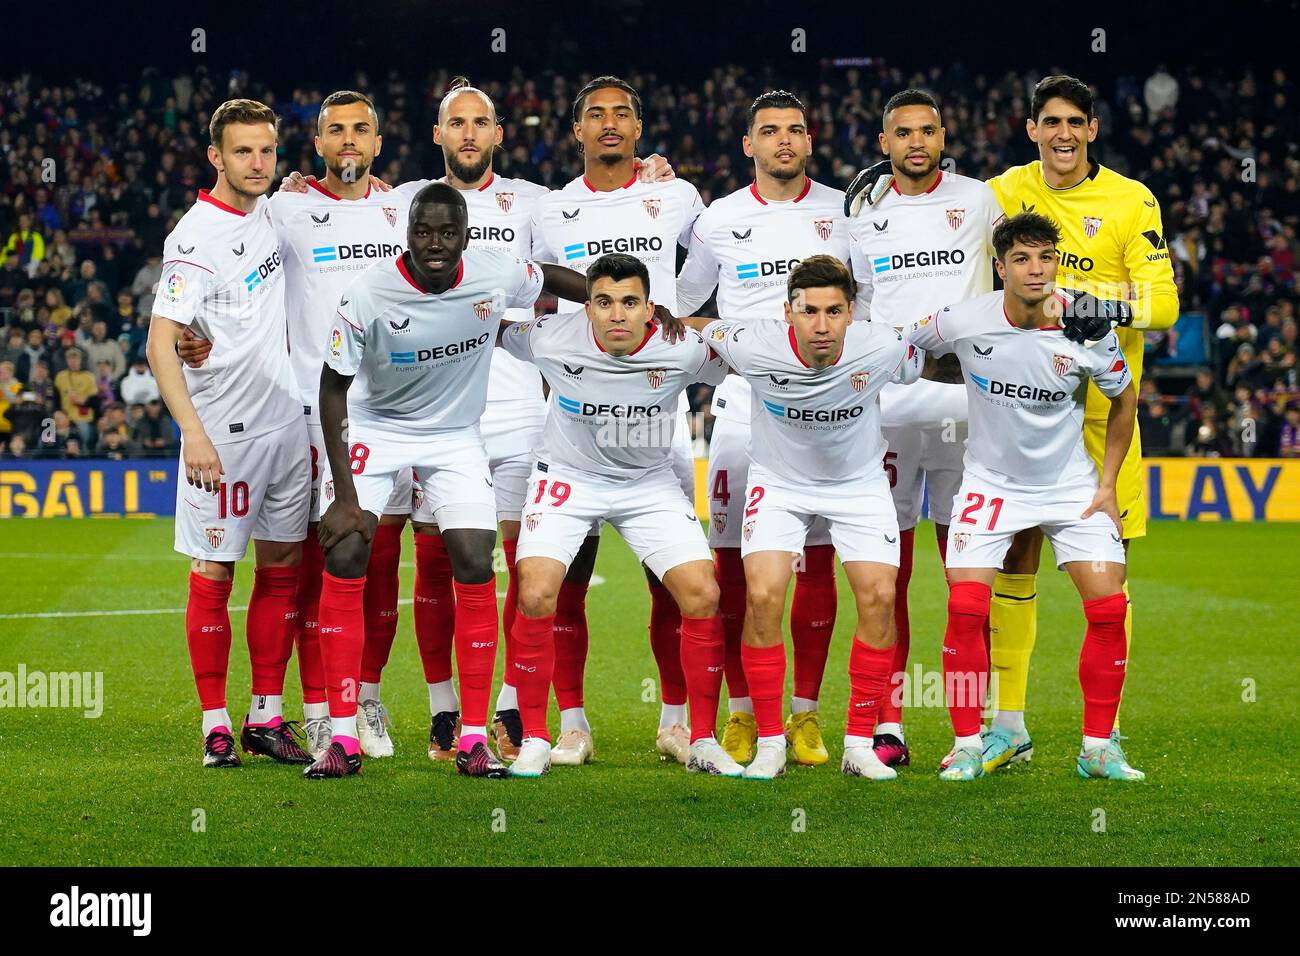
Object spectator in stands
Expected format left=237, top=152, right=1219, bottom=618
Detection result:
left=1186, top=368, right=1229, bottom=422
left=1280, top=407, right=1300, bottom=457
left=1227, top=342, right=1267, bottom=392
left=3, top=213, right=46, bottom=271
left=1144, top=65, right=1179, bottom=120
left=1186, top=405, right=1233, bottom=457
left=131, top=253, right=162, bottom=317
left=38, top=410, right=74, bottom=457
left=0, top=253, right=28, bottom=310
left=1228, top=385, right=1263, bottom=456
left=96, top=429, right=129, bottom=460
left=93, top=359, right=118, bottom=407
left=0, top=360, right=20, bottom=436
left=44, top=289, right=72, bottom=329
left=62, top=436, right=83, bottom=459
left=53, top=348, right=96, bottom=445
left=1139, top=395, right=1183, bottom=456
left=4, top=433, right=27, bottom=459
left=131, top=398, right=175, bottom=457
left=81, top=320, right=126, bottom=381
left=1, top=329, right=25, bottom=368
left=119, top=356, right=160, bottom=406
left=65, top=260, right=108, bottom=313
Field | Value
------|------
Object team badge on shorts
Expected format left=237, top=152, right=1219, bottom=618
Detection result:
left=524, top=512, right=542, bottom=532
left=813, top=218, right=834, bottom=240
left=413, top=485, right=425, bottom=509
left=1082, top=215, right=1103, bottom=238
left=1052, top=353, right=1075, bottom=376
left=383, top=207, right=398, bottom=227
left=496, top=191, right=515, bottom=213
left=324, top=479, right=334, bottom=503
left=642, top=198, right=661, bottom=219
left=851, top=371, right=869, bottom=392
left=473, top=299, right=495, bottom=321
left=946, top=208, right=965, bottom=230
left=709, top=325, right=731, bottom=341
left=646, top=368, right=666, bottom=389
left=205, top=527, right=225, bottom=549
left=712, top=512, right=727, bottom=533
left=742, top=519, right=755, bottom=542
left=953, top=532, right=969, bottom=553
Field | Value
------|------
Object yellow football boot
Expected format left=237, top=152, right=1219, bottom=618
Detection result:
left=785, top=710, right=830, bottom=766
left=720, top=711, right=757, bottom=764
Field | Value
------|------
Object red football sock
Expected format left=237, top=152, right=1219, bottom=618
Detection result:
left=185, top=573, right=234, bottom=711
left=501, top=537, right=519, bottom=685
left=295, top=536, right=326, bottom=704
left=318, top=572, right=366, bottom=720
left=1080, top=592, right=1129, bottom=738
left=714, top=548, right=748, bottom=699
left=943, top=580, right=991, bottom=737
left=741, top=643, right=787, bottom=738
left=877, top=528, right=914, bottom=726
left=552, top=581, right=589, bottom=710
left=246, top=565, right=299, bottom=697
left=453, top=580, right=499, bottom=731
left=791, top=544, right=837, bottom=701
left=413, top=533, right=455, bottom=684
left=648, top=580, right=686, bottom=706
left=846, top=638, right=897, bottom=737
left=511, top=609, right=555, bottom=742
left=360, top=522, right=403, bottom=683
left=680, top=614, right=725, bottom=742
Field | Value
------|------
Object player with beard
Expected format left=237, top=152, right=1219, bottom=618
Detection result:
left=531, top=75, right=705, bottom=768
left=675, top=90, right=849, bottom=767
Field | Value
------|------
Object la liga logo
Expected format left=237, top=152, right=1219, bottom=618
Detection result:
left=329, top=327, right=343, bottom=357
left=164, top=273, right=185, bottom=297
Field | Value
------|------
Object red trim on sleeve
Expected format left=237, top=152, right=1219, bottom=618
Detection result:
left=477, top=173, right=496, bottom=192
left=336, top=310, right=363, bottom=333
left=198, top=189, right=246, bottom=216
left=162, top=258, right=214, bottom=274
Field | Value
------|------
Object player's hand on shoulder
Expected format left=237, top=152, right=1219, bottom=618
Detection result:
left=1057, top=289, right=1134, bottom=347
left=637, top=154, right=675, bottom=182
left=181, top=429, right=223, bottom=493
left=278, top=171, right=310, bottom=194
left=368, top=175, right=392, bottom=192
left=845, top=159, right=893, bottom=217
left=654, top=305, right=686, bottom=343
left=318, top=498, right=373, bottom=551
left=177, top=327, right=212, bottom=368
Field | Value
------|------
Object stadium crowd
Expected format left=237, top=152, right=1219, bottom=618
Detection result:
left=0, top=61, right=1296, bottom=460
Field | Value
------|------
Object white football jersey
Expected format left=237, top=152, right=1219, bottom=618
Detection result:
left=154, top=190, right=299, bottom=442
left=502, top=313, right=727, bottom=480
left=326, top=247, right=544, bottom=432
left=531, top=173, right=702, bottom=313
left=906, top=291, right=1133, bottom=488
left=272, top=181, right=407, bottom=422
left=677, top=179, right=849, bottom=424
left=702, top=318, right=921, bottom=483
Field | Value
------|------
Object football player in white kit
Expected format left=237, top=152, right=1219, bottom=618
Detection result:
left=695, top=255, right=924, bottom=781
left=499, top=254, right=739, bottom=778
left=147, top=99, right=313, bottom=769
left=531, top=76, right=705, bottom=766
left=675, top=90, right=849, bottom=767
left=906, top=213, right=1142, bottom=783
left=847, top=89, right=1003, bottom=769
left=308, top=182, right=588, bottom=779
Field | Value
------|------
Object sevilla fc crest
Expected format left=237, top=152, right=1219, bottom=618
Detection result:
left=813, top=219, right=834, bottom=241
left=323, top=479, right=334, bottom=502
left=709, top=325, right=730, bottom=341
left=525, top=512, right=542, bottom=532
left=473, top=299, right=495, bottom=321
left=1082, top=216, right=1102, bottom=238
left=946, top=208, right=965, bottom=230
left=646, top=368, right=667, bottom=389
left=953, top=532, right=969, bottom=554
left=205, top=527, right=225, bottom=549
left=496, top=191, right=515, bottom=213
left=1052, top=353, right=1075, bottom=376
left=742, top=519, right=755, bottom=542
left=851, top=371, right=869, bottom=392
left=643, top=198, right=661, bottom=219
left=712, top=513, right=727, bottom=533
left=383, top=206, right=398, bottom=227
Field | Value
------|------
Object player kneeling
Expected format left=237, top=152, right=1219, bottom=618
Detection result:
left=504, top=254, right=739, bottom=778
left=699, top=255, right=923, bottom=781
left=907, top=212, right=1144, bottom=782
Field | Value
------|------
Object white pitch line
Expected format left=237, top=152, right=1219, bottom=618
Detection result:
left=0, top=574, right=604, bottom=620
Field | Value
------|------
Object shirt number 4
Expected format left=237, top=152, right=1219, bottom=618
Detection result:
left=957, top=492, right=1005, bottom=530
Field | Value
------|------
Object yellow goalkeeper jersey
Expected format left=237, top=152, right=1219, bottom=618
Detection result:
left=987, top=160, right=1178, bottom=424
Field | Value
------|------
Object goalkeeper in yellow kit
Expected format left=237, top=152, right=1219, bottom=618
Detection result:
left=846, top=74, right=1177, bottom=774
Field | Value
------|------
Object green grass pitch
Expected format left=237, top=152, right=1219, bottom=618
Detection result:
left=1, top=517, right=1297, bottom=866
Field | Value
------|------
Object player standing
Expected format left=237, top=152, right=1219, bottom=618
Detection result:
left=500, top=254, right=737, bottom=777
left=698, top=255, right=924, bottom=780
left=846, top=89, right=1001, bottom=768
left=147, top=99, right=312, bottom=768
left=531, top=76, right=704, bottom=766
left=674, top=90, right=848, bottom=767
left=308, top=182, right=585, bottom=779
left=907, top=213, right=1142, bottom=782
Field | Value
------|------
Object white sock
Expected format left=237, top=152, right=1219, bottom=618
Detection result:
left=728, top=696, right=753, bottom=714
left=461, top=725, right=488, bottom=741
left=428, top=680, right=458, bottom=716
left=756, top=734, right=785, bottom=750
left=994, top=710, right=1026, bottom=733
left=955, top=734, right=982, bottom=750
left=247, top=694, right=282, bottom=724
left=659, top=702, right=688, bottom=729
left=495, top=682, right=518, bottom=712
left=875, top=722, right=904, bottom=742
left=332, top=715, right=358, bottom=740
left=560, top=707, right=591, bottom=734
left=202, top=708, right=232, bottom=735
left=303, top=701, right=329, bottom=721
left=359, top=681, right=381, bottom=705
left=1083, top=735, right=1111, bottom=751
left=790, top=695, right=818, bottom=714
left=844, top=734, right=873, bottom=749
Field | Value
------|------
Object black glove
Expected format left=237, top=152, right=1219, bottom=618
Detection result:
left=1060, top=290, right=1133, bottom=345
left=844, top=159, right=893, bottom=217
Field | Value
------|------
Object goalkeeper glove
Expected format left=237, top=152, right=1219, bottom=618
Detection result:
left=1059, top=289, right=1134, bottom=347
left=844, top=159, right=894, bottom=217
